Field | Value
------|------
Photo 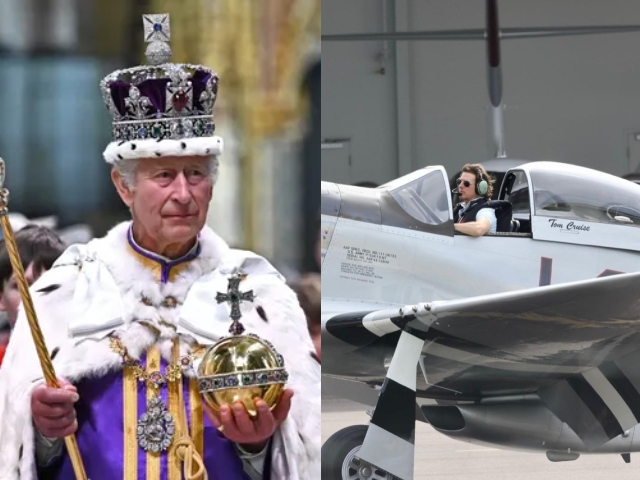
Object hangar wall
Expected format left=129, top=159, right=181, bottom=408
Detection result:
left=321, top=1, right=398, bottom=184
left=322, top=0, right=640, bottom=185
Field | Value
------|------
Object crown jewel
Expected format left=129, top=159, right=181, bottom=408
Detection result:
left=100, top=14, right=219, bottom=144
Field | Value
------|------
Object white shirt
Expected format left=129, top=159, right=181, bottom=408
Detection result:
left=476, top=207, right=497, bottom=234
left=458, top=202, right=497, bottom=234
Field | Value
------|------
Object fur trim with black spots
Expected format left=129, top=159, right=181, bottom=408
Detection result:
left=103, top=136, right=224, bottom=164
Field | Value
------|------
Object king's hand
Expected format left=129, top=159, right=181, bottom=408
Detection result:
left=31, top=378, right=79, bottom=438
left=203, top=389, right=294, bottom=451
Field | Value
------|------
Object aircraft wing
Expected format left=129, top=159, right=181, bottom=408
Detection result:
left=325, top=271, right=640, bottom=450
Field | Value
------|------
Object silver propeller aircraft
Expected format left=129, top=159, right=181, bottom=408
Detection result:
left=322, top=2, right=640, bottom=479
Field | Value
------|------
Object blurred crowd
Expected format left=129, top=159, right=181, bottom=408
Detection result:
left=289, top=230, right=322, bottom=363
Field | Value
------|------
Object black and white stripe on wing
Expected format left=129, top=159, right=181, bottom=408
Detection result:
left=539, top=355, right=640, bottom=450
left=324, top=311, right=382, bottom=346
left=600, top=361, right=640, bottom=421
left=325, top=309, right=417, bottom=344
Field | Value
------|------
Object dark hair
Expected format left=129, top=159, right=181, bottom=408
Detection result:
left=0, top=225, right=66, bottom=286
left=461, top=163, right=494, bottom=199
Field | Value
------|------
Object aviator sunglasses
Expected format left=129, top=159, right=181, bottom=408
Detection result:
left=456, top=178, right=475, bottom=188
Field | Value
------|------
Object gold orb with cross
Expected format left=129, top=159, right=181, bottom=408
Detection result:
left=197, top=275, right=288, bottom=417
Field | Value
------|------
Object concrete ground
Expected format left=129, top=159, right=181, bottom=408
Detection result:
left=322, top=397, right=640, bottom=479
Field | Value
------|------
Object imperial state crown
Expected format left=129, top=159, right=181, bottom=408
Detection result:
left=99, top=14, right=223, bottom=164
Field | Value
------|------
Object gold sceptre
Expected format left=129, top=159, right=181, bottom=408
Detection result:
left=0, top=158, right=88, bottom=480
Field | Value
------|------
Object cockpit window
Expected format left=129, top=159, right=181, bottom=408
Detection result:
left=531, top=170, right=640, bottom=226
left=389, top=170, right=449, bottom=225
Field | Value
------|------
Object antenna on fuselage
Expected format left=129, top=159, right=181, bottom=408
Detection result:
left=486, top=0, right=507, bottom=159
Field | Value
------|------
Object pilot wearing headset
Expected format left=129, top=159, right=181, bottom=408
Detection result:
left=453, top=163, right=497, bottom=236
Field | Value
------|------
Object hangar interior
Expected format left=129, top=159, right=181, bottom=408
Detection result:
left=322, top=0, right=640, bottom=186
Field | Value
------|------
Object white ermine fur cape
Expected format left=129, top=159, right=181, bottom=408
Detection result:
left=0, top=222, right=320, bottom=479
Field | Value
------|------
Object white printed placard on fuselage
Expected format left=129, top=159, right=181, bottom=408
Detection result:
left=340, top=246, right=397, bottom=284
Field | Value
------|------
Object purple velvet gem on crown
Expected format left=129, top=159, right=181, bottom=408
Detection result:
left=108, top=75, right=211, bottom=119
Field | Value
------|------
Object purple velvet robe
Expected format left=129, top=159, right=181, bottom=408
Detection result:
left=49, top=362, right=249, bottom=479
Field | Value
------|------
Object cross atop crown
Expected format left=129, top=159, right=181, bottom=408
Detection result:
left=143, top=14, right=171, bottom=43
left=142, top=14, right=172, bottom=65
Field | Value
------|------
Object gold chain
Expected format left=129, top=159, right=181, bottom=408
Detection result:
left=109, top=336, right=184, bottom=390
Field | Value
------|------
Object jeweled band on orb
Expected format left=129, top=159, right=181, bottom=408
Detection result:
left=198, top=367, right=289, bottom=393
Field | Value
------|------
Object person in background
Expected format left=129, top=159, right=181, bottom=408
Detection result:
left=0, top=225, right=66, bottom=366
left=291, top=272, right=321, bottom=363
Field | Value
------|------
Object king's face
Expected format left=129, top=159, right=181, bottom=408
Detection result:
left=115, top=156, right=213, bottom=254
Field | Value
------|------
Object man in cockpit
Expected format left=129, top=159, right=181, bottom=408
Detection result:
left=453, top=163, right=497, bottom=236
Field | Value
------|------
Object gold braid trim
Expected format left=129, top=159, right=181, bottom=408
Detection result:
left=146, top=347, right=161, bottom=480
left=169, top=338, right=208, bottom=480
left=168, top=355, right=181, bottom=480
left=189, top=378, right=204, bottom=458
left=123, top=365, right=138, bottom=479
